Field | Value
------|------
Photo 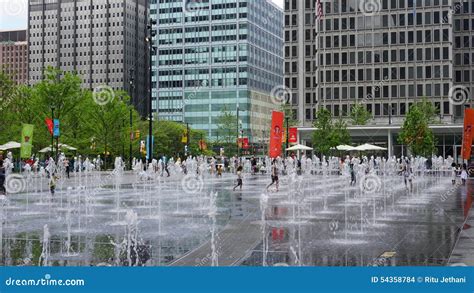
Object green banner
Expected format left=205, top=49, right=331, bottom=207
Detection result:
left=20, top=124, right=34, bottom=159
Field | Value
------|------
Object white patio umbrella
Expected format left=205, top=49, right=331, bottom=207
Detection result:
left=286, top=144, right=313, bottom=151
left=0, top=141, right=21, bottom=150
left=354, top=143, right=387, bottom=151
left=39, top=143, right=78, bottom=153
left=335, top=144, right=357, bottom=151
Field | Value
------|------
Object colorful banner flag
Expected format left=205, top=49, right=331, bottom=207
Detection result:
left=53, top=119, right=60, bottom=137
left=20, top=124, right=34, bottom=159
left=462, top=108, right=474, bottom=160
left=289, top=127, right=298, bottom=143
left=269, top=111, right=284, bottom=158
left=45, top=118, right=53, bottom=135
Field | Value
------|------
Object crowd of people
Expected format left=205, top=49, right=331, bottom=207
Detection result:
left=0, top=149, right=471, bottom=196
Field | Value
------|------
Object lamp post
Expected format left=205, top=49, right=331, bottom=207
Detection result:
left=285, top=116, right=289, bottom=158
left=129, top=68, right=135, bottom=170
left=50, top=106, right=55, bottom=160
left=236, top=105, right=240, bottom=158
left=147, top=17, right=157, bottom=165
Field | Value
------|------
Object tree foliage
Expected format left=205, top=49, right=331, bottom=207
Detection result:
left=350, top=103, right=372, bottom=125
left=0, top=67, right=210, bottom=165
left=398, top=98, right=437, bottom=157
left=312, top=108, right=350, bottom=155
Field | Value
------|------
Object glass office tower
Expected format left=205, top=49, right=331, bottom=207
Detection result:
left=151, top=0, right=284, bottom=142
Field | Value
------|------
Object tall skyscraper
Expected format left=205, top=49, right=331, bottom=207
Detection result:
left=285, top=0, right=471, bottom=158
left=0, top=30, right=28, bottom=84
left=28, top=0, right=149, bottom=114
left=151, top=0, right=284, bottom=142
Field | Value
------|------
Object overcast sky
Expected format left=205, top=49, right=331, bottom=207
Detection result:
left=0, top=0, right=283, bottom=31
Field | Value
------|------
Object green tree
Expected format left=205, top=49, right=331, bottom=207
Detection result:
left=350, top=103, right=372, bottom=125
left=312, top=108, right=351, bottom=155
left=398, top=99, right=437, bottom=157
left=280, top=103, right=299, bottom=127
left=215, top=106, right=239, bottom=155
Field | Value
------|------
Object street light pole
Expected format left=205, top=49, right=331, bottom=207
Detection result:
left=129, top=68, right=134, bottom=170
left=51, top=107, right=54, bottom=159
left=147, top=18, right=157, bottom=165
left=236, top=105, right=240, bottom=158
left=285, top=116, right=289, bottom=158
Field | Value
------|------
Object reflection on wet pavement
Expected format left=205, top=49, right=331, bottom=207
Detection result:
left=0, top=172, right=469, bottom=267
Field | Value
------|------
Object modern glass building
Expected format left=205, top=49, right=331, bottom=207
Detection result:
left=285, top=0, right=473, bottom=159
left=151, top=0, right=284, bottom=142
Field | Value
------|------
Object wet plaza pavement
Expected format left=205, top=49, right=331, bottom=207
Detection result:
left=0, top=171, right=471, bottom=267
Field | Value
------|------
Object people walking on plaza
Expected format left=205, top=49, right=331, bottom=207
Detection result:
left=0, top=159, right=5, bottom=195
left=349, top=163, right=356, bottom=186
left=217, top=165, right=223, bottom=177
left=403, top=165, right=413, bottom=192
left=251, top=156, right=257, bottom=175
left=49, top=174, right=57, bottom=196
left=266, top=159, right=279, bottom=192
left=451, top=163, right=458, bottom=185
left=461, top=164, right=468, bottom=185
left=64, top=158, right=70, bottom=179
left=233, top=165, right=243, bottom=191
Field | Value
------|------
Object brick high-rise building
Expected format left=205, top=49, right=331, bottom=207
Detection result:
left=0, top=30, right=28, bottom=84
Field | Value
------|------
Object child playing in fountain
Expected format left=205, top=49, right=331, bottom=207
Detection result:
left=461, top=164, right=468, bottom=185
left=266, top=159, right=279, bottom=192
left=233, top=165, right=243, bottom=191
left=49, top=174, right=57, bottom=195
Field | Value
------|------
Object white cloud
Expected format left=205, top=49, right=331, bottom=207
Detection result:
left=0, top=0, right=28, bottom=30
left=271, top=0, right=284, bottom=9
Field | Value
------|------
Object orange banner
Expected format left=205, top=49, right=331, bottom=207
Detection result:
left=269, top=111, right=284, bottom=158
left=462, top=108, right=474, bottom=161
left=289, top=127, right=298, bottom=143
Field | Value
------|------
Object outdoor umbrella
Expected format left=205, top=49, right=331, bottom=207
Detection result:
left=39, top=143, right=78, bottom=153
left=0, top=141, right=21, bottom=151
left=354, top=143, right=387, bottom=151
left=335, top=144, right=357, bottom=151
left=286, top=144, right=313, bottom=151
